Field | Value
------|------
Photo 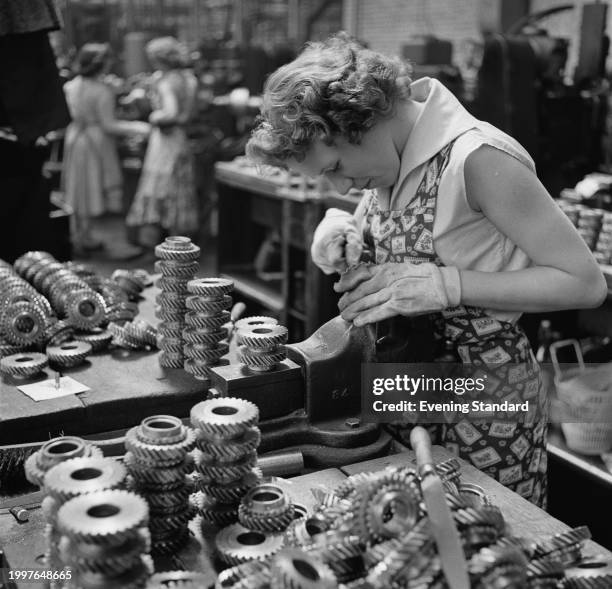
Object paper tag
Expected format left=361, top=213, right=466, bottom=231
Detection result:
left=17, top=376, right=90, bottom=402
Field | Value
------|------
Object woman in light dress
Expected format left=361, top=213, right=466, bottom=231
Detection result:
left=126, top=37, right=199, bottom=248
left=62, top=43, right=150, bottom=252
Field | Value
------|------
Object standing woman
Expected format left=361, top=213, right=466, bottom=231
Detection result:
left=126, top=37, right=199, bottom=247
left=246, top=33, right=607, bottom=507
left=62, top=43, right=150, bottom=252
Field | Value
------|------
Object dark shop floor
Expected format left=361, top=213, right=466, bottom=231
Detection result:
left=73, top=214, right=217, bottom=278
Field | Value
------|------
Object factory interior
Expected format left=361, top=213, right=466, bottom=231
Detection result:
left=4, top=0, right=612, bottom=587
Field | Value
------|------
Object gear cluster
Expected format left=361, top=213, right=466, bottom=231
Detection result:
left=154, top=237, right=200, bottom=369
left=109, top=318, right=158, bottom=351
left=124, top=414, right=197, bottom=555
left=221, top=461, right=601, bottom=589
left=57, top=489, right=152, bottom=589
left=183, top=277, right=233, bottom=382
left=190, top=397, right=262, bottom=530
left=236, top=320, right=288, bottom=373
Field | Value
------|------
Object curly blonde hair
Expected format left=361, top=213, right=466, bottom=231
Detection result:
left=146, top=36, right=187, bottom=70
left=246, top=32, right=413, bottom=168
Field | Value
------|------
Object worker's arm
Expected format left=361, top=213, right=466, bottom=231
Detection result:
left=459, top=145, right=607, bottom=312
left=149, top=77, right=180, bottom=126
left=98, top=86, right=150, bottom=136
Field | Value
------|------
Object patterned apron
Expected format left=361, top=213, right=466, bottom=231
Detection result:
left=362, top=139, right=548, bottom=508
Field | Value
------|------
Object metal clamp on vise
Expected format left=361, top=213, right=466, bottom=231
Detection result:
left=207, top=316, right=392, bottom=469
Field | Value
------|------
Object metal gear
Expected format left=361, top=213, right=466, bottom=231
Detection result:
left=195, top=449, right=258, bottom=483
left=349, top=470, right=421, bottom=543
left=184, top=342, right=229, bottom=361
left=125, top=424, right=195, bottom=465
left=45, top=319, right=74, bottom=346
left=239, top=506, right=296, bottom=534
left=238, top=347, right=287, bottom=372
left=154, top=260, right=199, bottom=277
left=183, top=326, right=228, bottom=345
left=234, top=316, right=278, bottom=331
left=1, top=301, right=46, bottom=345
left=124, top=319, right=158, bottom=347
left=64, top=289, right=107, bottom=329
left=57, top=489, right=149, bottom=546
left=238, top=483, right=295, bottom=532
left=526, top=557, right=565, bottom=586
left=58, top=527, right=150, bottom=575
left=195, top=492, right=239, bottom=527
left=468, top=545, right=528, bottom=588
left=46, top=340, right=92, bottom=368
left=147, top=571, right=211, bottom=589
left=269, top=547, right=337, bottom=589
left=186, top=295, right=233, bottom=314
left=0, top=339, right=26, bottom=359
left=109, top=322, right=143, bottom=350
left=150, top=529, right=190, bottom=555
left=563, top=576, right=612, bottom=588
left=533, top=526, right=591, bottom=563
left=186, top=310, right=231, bottom=329
left=0, top=352, right=48, bottom=378
left=284, top=515, right=329, bottom=547
left=184, top=358, right=215, bottom=379
left=155, top=236, right=201, bottom=261
left=216, top=560, right=271, bottom=589
left=237, top=324, right=288, bottom=349
left=69, top=555, right=153, bottom=589
left=216, top=523, right=285, bottom=567
left=196, top=427, right=261, bottom=460
left=187, top=277, right=234, bottom=296
left=126, top=455, right=193, bottom=488
left=158, top=321, right=186, bottom=338
left=199, top=470, right=261, bottom=504
left=135, top=415, right=190, bottom=445
left=191, top=398, right=259, bottom=438
left=155, top=276, right=191, bottom=295
left=148, top=504, right=196, bottom=533
left=159, top=351, right=185, bottom=368
left=156, top=292, right=187, bottom=310
left=74, top=328, right=113, bottom=352
left=44, top=456, right=127, bottom=502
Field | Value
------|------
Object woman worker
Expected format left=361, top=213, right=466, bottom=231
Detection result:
left=246, top=33, right=607, bottom=507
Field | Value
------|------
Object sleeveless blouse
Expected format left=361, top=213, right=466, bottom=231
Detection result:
left=355, top=77, right=537, bottom=323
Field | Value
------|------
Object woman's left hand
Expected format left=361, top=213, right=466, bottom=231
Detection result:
left=334, top=262, right=461, bottom=326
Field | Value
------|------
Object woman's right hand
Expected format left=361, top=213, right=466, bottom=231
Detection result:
left=133, top=121, right=152, bottom=136
left=311, top=208, right=363, bottom=274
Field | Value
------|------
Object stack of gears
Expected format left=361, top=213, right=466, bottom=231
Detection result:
left=0, top=258, right=52, bottom=359
left=154, top=236, right=200, bottom=369
left=56, top=489, right=152, bottom=589
left=183, top=277, right=233, bottom=382
left=43, top=456, right=128, bottom=585
left=557, top=202, right=612, bottom=264
left=235, top=317, right=288, bottom=373
left=124, top=414, right=197, bottom=555
left=13, top=251, right=107, bottom=332
left=23, top=436, right=104, bottom=583
left=214, top=462, right=609, bottom=589
left=190, top=397, right=262, bottom=533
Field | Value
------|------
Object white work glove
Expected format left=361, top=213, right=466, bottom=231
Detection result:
left=311, top=208, right=363, bottom=274
left=334, top=262, right=462, bottom=326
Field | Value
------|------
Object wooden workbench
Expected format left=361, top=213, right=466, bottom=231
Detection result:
left=0, top=290, right=206, bottom=446
left=2, top=448, right=610, bottom=588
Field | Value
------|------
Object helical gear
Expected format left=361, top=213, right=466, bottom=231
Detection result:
left=58, top=527, right=150, bottom=575
left=348, top=470, right=421, bottom=543
left=155, top=236, right=201, bottom=261
left=237, top=324, right=288, bottom=349
left=159, top=321, right=186, bottom=338
left=186, top=310, right=231, bottom=329
left=184, top=342, right=229, bottom=361
left=185, top=358, right=216, bottom=379
left=216, top=523, right=285, bottom=566
left=268, top=547, right=337, bottom=589
left=147, top=570, right=211, bottom=589
left=69, top=555, right=153, bottom=589
left=192, top=491, right=238, bottom=526
left=0, top=339, right=26, bottom=359
left=195, top=449, right=258, bottom=483
left=1, top=301, right=46, bottom=345
left=125, top=423, right=196, bottom=465
left=199, top=470, right=261, bottom=503
left=74, top=327, right=113, bottom=352
left=46, top=340, right=92, bottom=368
left=64, top=288, right=107, bottom=329
left=159, top=351, right=185, bottom=368
left=468, top=545, right=528, bottom=587
left=0, top=352, right=48, bottom=378
left=109, top=322, right=142, bottom=350
left=238, top=483, right=295, bottom=532
left=234, top=316, right=278, bottom=331
left=148, top=504, right=196, bottom=533
left=186, top=295, right=233, bottom=314
left=238, top=346, right=287, bottom=373
left=57, top=489, right=149, bottom=546
left=155, top=260, right=199, bottom=277
left=187, top=277, right=234, bottom=296
left=564, top=576, right=612, bottom=588
left=196, top=427, right=261, bottom=460
left=123, top=319, right=158, bottom=347
left=216, top=560, right=271, bottom=589
left=533, top=526, right=591, bottom=563
left=183, top=327, right=227, bottom=345
left=155, top=276, right=190, bottom=293
left=284, top=515, right=329, bottom=547
left=191, top=398, right=259, bottom=439
left=24, top=436, right=102, bottom=486
left=44, top=319, right=74, bottom=346
left=44, top=456, right=127, bottom=502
